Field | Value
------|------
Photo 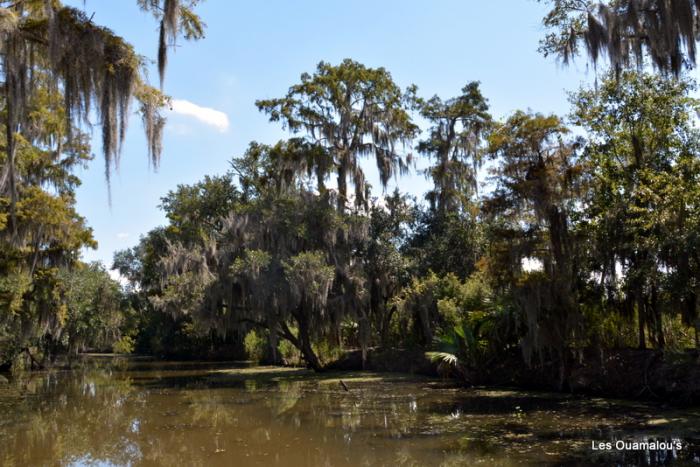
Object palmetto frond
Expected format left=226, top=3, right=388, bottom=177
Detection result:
left=426, top=351, right=459, bottom=367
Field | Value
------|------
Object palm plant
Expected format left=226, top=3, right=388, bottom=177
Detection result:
left=427, top=319, right=489, bottom=380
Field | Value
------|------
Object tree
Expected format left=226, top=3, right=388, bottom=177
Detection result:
left=363, top=190, right=414, bottom=347
left=571, top=71, right=700, bottom=349
left=282, top=251, right=336, bottom=370
left=0, top=0, right=205, bottom=368
left=257, top=59, right=418, bottom=211
left=417, top=82, right=491, bottom=216
left=113, top=228, right=206, bottom=358
left=0, top=0, right=205, bottom=235
left=0, top=77, right=97, bottom=368
left=60, top=262, right=126, bottom=355
left=485, top=111, right=584, bottom=388
left=136, top=0, right=206, bottom=87
left=540, top=0, right=700, bottom=76
left=149, top=141, right=368, bottom=370
left=159, top=174, right=239, bottom=246
left=402, top=83, right=491, bottom=281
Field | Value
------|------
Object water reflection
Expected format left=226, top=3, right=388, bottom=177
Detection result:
left=0, top=358, right=699, bottom=466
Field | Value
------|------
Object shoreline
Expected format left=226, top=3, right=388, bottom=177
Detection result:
left=5, top=349, right=699, bottom=406
left=327, top=347, right=700, bottom=406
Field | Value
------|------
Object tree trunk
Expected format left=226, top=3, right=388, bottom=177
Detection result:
left=298, top=322, right=322, bottom=372
left=416, top=304, right=433, bottom=347
left=5, top=72, right=18, bottom=241
left=380, top=303, right=396, bottom=348
left=638, top=295, right=647, bottom=350
left=358, top=310, right=370, bottom=370
left=651, top=285, right=664, bottom=349
left=22, top=347, right=43, bottom=370
left=282, top=314, right=323, bottom=372
left=337, top=158, right=348, bottom=212
left=557, top=349, right=568, bottom=391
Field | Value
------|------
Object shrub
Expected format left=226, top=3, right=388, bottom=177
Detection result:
left=112, top=335, right=135, bottom=354
left=244, top=329, right=267, bottom=363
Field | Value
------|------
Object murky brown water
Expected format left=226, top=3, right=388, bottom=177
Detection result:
left=1, top=356, right=699, bottom=466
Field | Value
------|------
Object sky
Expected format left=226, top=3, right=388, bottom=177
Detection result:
left=65, top=0, right=595, bottom=268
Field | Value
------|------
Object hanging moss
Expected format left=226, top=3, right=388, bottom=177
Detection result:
left=542, top=0, right=700, bottom=76
left=1, top=1, right=204, bottom=211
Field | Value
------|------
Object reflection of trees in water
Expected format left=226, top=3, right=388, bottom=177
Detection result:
left=185, top=388, right=236, bottom=428
left=255, top=380, right=433, bottom=465
left=0, top=369, right=140, bottom=466
left=4, top=365, right=697, bottom=466
left=0, top=370, right=431, bottom=466
left=1, top=371, right=232, bottom=466
left=267, top=379, right=303, bottom=415
left=279, top=384, right=422, bottom=439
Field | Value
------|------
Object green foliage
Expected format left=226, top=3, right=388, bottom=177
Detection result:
left=5, top=39, right=697, bottom=397
left=244, top=329, right=267, bottom=363
left=364, top=190, right=414, bottom=346
left=60, top=262, right=127, bottom=354
left=571, top=71, right=700, bottom=350
left=582, top=305, right=638, bottom=349
left=427, top=321, right=482, bottom=376
left=0, top=0, right=203, bottom=202
left=125, top=138, right=373, bottom=369
left=132, top=67, right=700, bottom=379
left=0, top=271, right=31, bottom=315
left=417, top=82, right=491, bottom=215
left=0, top=80, right=99, bottom=367
left=243, top=328, right=304, bottom=365
left=283, top=251, right=335, bottom=311
left=0, top=0, right=207, bottom=370
left=257, top=59, right=417, bottom=210
left=394, top=270, right=494, bottom=346
left=112, top=335, right=135, bottom=354
left=408, top=210, right=484, bottom=279
left=160, top=174, right=238, bottom=244
left=277, top=338, right=303, bottom=366
left=485, top=110, right=584, bottom=375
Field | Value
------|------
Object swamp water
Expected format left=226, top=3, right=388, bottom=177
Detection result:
left=1, top=356, right=699, bottom=466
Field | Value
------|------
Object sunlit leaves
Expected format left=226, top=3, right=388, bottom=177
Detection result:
left=417, top=82, right=492, bottom=215
left=571, top=71, right=700, bottom=346
left=257, top=59, right=417, bottom=211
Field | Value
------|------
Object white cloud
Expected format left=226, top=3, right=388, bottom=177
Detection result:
left=116, top=232, right=130, bottom=240
left=170, top=99, right=230, bottom=132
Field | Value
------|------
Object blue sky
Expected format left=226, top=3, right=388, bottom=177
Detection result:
left=66, top=0, right=593, bottom=268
